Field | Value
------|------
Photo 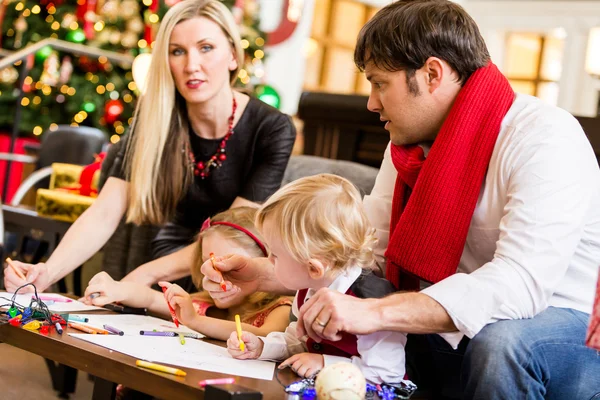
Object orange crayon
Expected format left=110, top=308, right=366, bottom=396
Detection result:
left=6, top=258, right=26, bottom=280
left=209, top=253, right=227, bottom=292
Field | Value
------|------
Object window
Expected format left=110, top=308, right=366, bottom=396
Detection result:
left=304, top=0, right=378, bottom=94
left=504, top=32, right=565, bottom=106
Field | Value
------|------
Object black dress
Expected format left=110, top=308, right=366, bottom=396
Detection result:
left=109, top=97, right=296, bottom=259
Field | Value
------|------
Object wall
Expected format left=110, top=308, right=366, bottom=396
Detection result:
left=258, top=0, right=315, bottom=115
left=260, top=0, right=600, bottom=117
left=465, top=1, right=600, bottom=117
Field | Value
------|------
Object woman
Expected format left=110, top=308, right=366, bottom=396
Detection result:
left=4, top=0, right=295, bottom=293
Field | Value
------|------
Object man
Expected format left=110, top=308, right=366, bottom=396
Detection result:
left=202, top=1, right=600, bottom=398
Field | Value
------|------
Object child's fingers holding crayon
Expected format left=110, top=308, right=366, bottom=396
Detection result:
left=227, top=331, right=263, bottom=359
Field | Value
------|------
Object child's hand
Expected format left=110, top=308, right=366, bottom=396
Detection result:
left=279, top=353, right=324, bottom=378
left=227, top=331, right=263, bottom=359
left=84, top=272, right=125, bottom=306
left=159, top=281, right=196, bottom=326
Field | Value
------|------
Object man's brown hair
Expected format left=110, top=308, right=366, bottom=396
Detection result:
left=354, top=0, right=490, bottom=86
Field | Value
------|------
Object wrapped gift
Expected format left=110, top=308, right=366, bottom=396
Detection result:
left=36, top=189, right=95, bottom=222
left=586, top=272, right=600, bottom=351
left=35, top=153, right=105, bottom=222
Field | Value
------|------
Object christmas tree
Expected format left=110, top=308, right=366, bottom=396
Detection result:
left=0, top=0, right=267, bottom=143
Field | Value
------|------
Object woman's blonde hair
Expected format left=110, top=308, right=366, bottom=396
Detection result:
left=125, top=0, right=244, bottom=225
left=191, top=207, right=288, bottom=323
left=256, top=174, right=377, bottom=271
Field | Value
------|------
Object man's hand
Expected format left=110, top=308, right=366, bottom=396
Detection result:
left=227, top=331, right=264, bottom=359
left=4, top=261, right=51, bottom=293
left=159, top=281, right=196, bottom=326
left=279, top=353, right=324, bottom=378
left=297, top=288, right=381, bottom=342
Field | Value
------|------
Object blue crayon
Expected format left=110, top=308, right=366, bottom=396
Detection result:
left=68, top=315, right=89, bottom=323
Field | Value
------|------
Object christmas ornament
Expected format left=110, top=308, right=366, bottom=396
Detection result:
left=314, top=363, right=366, bottom=400
left=255, top=84, right=281, bottom=109
left=61, top=13, right=77, bottom=29
left=0, top=1, right=7, bottom=45
left=120, top=0, right=139, bottom=19
left=108, top=29, right=121, bottom=45
left=82, top=101, right=96, bottom=113
left=13, top=14, right=27, bottom=48
left=78, top=56, right=98, bottom=73
left=0, top=66, right=18, bottom=84
left=40, top=51, right=60, bottom=86
left=66, top=28, right=86, bottom=44
left=104, top=99, right=124, bottom=124
left=120, top=31, right=137, bottom=48
left=132, top=53, right=152, bottom=94
left=231, top=0, right=243, bottom=25
left=126, top=17, right=144, bottom=33
left=59, top=56, right=73, bottom=85
left=101, top=0, right=119, bottom=20
left=35, top=46, right=53, bottom=64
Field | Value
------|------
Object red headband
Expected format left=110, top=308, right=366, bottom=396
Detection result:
left=201, top=217, right=268, bottom=257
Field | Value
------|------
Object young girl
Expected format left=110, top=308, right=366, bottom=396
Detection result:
left=83, top=207, right=292, bottom=340
left=227, top=174, right=408, bottom=384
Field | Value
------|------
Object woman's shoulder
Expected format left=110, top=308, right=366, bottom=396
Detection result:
left=243, top=96, right=292, bottom=124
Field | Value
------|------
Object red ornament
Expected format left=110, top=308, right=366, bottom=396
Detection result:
left=104, top=99, right=124, bottom=124
left=189, top=96, right=237, bottom=179
left=78, top=56, right=98, bottom=73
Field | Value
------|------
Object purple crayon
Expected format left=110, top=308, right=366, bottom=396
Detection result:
left=139, top=330, right=201, bottom=339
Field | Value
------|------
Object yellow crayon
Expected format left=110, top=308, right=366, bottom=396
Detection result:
left=179, top=333, right=185, bottom=345
left=235, top=314, right=245, bottom=352
left=135, top=360, right=187, bottom=377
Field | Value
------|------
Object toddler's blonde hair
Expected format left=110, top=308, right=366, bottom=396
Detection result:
left=256, top=174, right=377, bottom=271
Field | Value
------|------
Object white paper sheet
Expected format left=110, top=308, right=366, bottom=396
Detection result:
left=80, top=314, right=203, bottom=337
left=0, top=292, right=104, bottom=312
left=69, top=333, right=275, bottom=380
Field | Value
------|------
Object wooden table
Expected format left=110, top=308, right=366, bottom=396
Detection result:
left=0, top=315, right=297, bottom=399
left=1, top=204, right=82, bottom=295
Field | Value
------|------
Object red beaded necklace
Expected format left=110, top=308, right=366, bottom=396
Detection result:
left=189, top=96, right=237, bottom=179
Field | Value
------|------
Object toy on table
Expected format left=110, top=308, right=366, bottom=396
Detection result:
left=0, top=283, right=67, bottom=335
left=282, top=363, right=418, bottom=400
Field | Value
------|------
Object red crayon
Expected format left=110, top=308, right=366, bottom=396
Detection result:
left=162, top=286, right=180, bottom=328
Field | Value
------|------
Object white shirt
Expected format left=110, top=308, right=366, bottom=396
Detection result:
left=364, top=94, right=600, bottom=348
left=259, top=264, right=408, bottom=383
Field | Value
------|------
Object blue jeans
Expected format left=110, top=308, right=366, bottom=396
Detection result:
left=406, top=307, right=600, bottom=399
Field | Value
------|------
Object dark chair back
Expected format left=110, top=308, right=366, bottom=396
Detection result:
left=297, top=91, right=388, bottom=168
left=299, top=91, right=600, bottom=168
left=36, top=125, right=107, bottom=188
left=576, top=116, right=600, bottom=165
left=37, top=125, right=107, bottom=168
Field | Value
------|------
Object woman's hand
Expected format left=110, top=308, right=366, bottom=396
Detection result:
left=4, top=261, right=52, bottom=293
left=83, top=271, right=127, bottom=306
left=227, top=331, right=264, bottom=359
left=159, top=281, right=197, bottom=326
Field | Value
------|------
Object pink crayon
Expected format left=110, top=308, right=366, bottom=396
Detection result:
left=37, top=295, right=72, bottom=303
left=198, top=378, right=235, bottom=387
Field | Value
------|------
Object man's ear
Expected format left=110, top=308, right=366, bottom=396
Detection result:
left=423, top=57, right=444, bottom=93
left=307, top=258, right=326, bottom=280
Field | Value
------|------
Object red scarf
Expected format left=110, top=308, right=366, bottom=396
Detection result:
left=385, top=63, right=514, bottom=290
